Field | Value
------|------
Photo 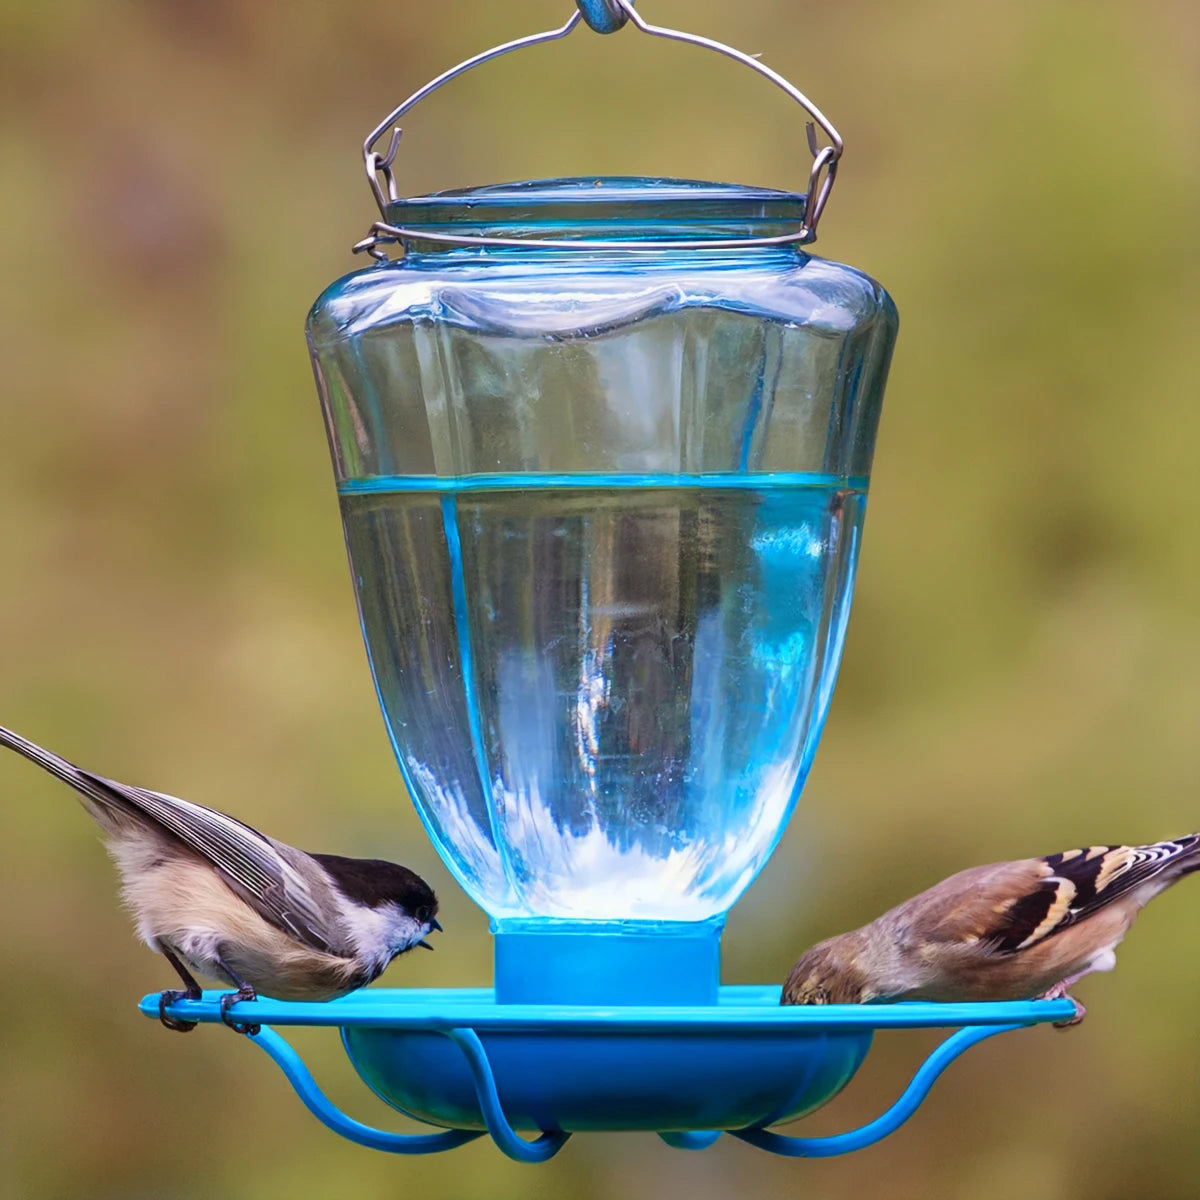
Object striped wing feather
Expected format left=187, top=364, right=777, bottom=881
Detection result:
left=87, top=772, right=345, bottom=955
left=985, top=836, right=1200, bottom=955
left=0, top=724, right=344, bottom=954
left=76, top=768, right=345, bottom=955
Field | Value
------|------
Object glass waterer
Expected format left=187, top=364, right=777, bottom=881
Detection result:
left=307, top=4, right=897, bottom=1003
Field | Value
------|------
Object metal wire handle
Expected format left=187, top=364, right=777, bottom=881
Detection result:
left=357, top=0, right=843, bottom=256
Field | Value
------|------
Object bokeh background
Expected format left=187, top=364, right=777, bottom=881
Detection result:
left=1, top=1, right=1198, bottom=1196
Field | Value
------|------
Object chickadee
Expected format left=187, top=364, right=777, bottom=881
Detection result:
left=782, top=835, right=1200, bottom=1026
left=0, top=725, right=441, bottom=1034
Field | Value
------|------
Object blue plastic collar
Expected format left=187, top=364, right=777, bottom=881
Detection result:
left=492, top=920, right=722, bottom=1005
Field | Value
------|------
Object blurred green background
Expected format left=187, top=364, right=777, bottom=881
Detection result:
left=1, top=1, right=1198, bottom=1196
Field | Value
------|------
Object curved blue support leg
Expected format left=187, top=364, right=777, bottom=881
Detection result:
left=659, top=1131, right=722, bottom=1150
left=247, top=1026, right=483, bottom=1154
left=731, top=1023, right=1024, bottom=1158
left=444, top=1028, right=572, bottom=1163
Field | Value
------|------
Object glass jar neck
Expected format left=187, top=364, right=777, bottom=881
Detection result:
left=398, top=243, right=806, bottom=269
left=383, top=176, right=812, bottom=264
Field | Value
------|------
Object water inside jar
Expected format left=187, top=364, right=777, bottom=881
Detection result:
left=339, top=471, right=863, bottom=921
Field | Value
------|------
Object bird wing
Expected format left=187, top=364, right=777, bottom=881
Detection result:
left=86, top=771, right=348, bottom=957
left=913, top=837, right=1200, bottom=957
left=0, top=724, right=346, bottom=955
left=987, top=837, right=1200, bottom=954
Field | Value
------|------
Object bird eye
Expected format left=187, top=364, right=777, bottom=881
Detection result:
left=416, top=906, right=431, bottom=923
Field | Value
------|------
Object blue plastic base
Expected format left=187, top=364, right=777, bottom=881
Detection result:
left=343, top=992, right=867, bottom=1131
left=139, top=986, right=1077, bottom=1160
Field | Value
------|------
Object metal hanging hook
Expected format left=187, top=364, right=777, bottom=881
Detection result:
left=358, top=0, right=844, bottom=254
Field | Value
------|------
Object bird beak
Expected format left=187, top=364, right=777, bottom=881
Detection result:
left=416, top=939, right=435, bottom=951
left=429, top=917, right=443, bottom=933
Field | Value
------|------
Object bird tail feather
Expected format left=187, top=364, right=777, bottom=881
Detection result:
left=0, top=724, right=137, bottom=834
left=1168, top=833, right=1200, bottom=876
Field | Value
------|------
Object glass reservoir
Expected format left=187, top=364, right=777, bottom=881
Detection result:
left=308, top=178, right=896, bottom=980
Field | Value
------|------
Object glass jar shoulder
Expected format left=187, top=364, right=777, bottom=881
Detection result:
left=307, top=252, right=896, bottom=346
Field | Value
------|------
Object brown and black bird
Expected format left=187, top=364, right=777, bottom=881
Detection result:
left=782, top=835, right=1200, bottom=1025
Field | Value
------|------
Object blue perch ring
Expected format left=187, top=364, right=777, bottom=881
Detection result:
left=143, top=985, right=1076, bottom=1162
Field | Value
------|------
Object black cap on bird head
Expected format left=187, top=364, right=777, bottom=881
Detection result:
left=313, top=854, right=439, bottom=922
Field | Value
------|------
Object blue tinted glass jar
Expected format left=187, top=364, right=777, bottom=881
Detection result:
left=308, top=176, right=897, bottom=1000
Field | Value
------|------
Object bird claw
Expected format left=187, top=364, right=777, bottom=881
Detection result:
left=1052, top=997, right=1087, bottom=1030
left=219, top=987, right=260, bottom=1036
left=158, top=989, right=199, bottom=1033
left=1038, top=981, right=1087, bottom=1029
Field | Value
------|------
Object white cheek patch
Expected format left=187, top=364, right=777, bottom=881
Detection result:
left=387, top=913, right=426, bottom=952
left=345, top=904, right=426, bottom=971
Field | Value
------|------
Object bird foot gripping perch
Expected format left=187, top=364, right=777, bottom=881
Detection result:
left=1042, top=983, right=1087, bottom=1030
left=143, top=988, right=1077, bottom=1163
left=219, top=988, right=261, bottom=1037
left=157, top=989, right=201, bottom=1034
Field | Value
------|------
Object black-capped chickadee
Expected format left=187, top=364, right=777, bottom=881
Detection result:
left=0, top=724, right=441, bottom=1034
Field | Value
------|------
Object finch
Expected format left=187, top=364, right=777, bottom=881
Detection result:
left=781, top=835, right=1200, bottom=1025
